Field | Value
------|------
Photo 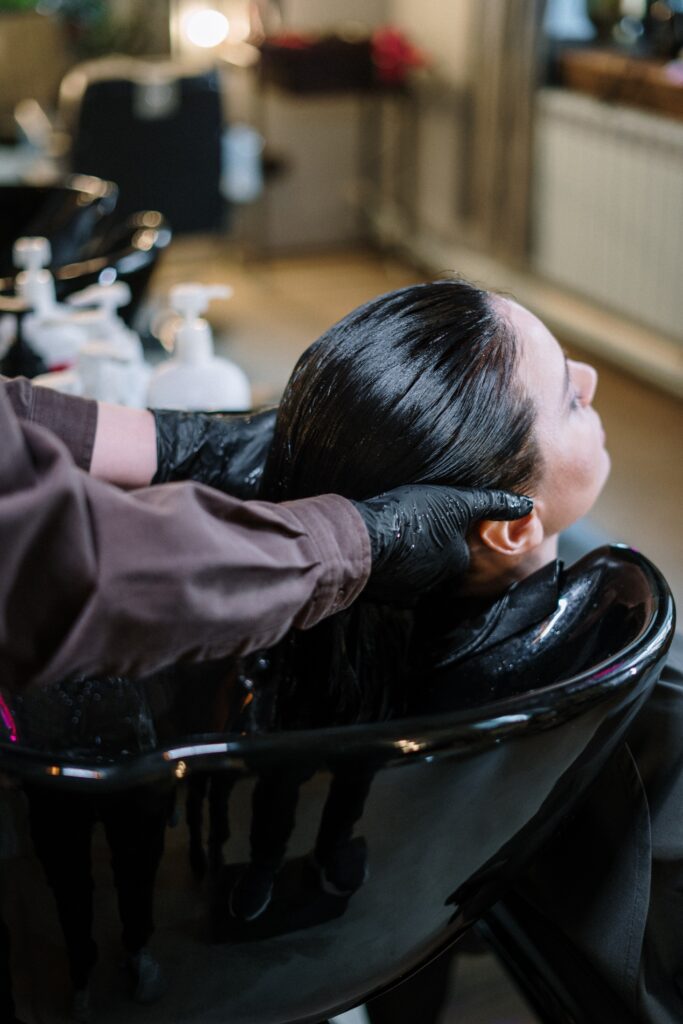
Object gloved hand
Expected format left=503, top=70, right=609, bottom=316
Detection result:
left=352, top=485, right=533, bottom=602
left=151, top=407, right=277, bottom=499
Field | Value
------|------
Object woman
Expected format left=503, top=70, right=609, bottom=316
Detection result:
left=247, top=277, right=609, bottom=729
left=226, top=276, right=611, bottom=923
left=247, top=277, right=682, bottom=1024
left=263, top=278, right=608, bottom=593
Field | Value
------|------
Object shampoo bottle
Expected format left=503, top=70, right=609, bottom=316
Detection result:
left=147, top=283, right=251, bottom=411
left=66, top=282, right=151, bottom=406
left=14, top=237, right=87, bottom=370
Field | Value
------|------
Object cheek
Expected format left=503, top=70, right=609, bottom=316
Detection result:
left=537, top=430, right=611, bottom=535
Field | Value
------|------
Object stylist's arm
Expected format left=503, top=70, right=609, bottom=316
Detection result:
left=0, top=381, right=369, bottom=690
left=0, top=378, right=530, bottom=691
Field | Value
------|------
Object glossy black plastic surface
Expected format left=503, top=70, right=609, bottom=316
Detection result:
left=70, top=67, right=224, bottom=233
left=0, top=546, right=674, bottom=1024
left=0, top=178, right=116, bottom=277
left=0, top=186, right=171, bottom=325
left=51, top=208, right=172, bottom=321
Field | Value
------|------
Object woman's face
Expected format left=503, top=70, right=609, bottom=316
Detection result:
left=502, top=299, right=611, bottom=537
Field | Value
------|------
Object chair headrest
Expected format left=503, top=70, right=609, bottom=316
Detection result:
left=421, top=544, right=669, bottom=712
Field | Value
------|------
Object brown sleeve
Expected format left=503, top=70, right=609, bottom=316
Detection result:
left=1, top=375, right=98, bottom=470
left=0, top=389, right=370, bottom=690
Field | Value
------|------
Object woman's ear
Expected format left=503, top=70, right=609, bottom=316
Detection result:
left=476, top=508, right=545, bottom=558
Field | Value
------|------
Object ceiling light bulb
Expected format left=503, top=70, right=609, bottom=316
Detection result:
left=185, top=9, right=229, bottom=49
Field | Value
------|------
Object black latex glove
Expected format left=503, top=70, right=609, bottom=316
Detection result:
left=151, top=407, right=277, bottom=500
left=352, top=485, right=533, bottom=603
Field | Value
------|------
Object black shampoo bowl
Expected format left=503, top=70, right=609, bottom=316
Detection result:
left=0, top=546, right=674, bottom=1023
left=0, top=178, right=116, bottom=277
left=0, top=181, right=170, bottom=337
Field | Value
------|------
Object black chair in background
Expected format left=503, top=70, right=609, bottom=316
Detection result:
left=64, top=61, right=224, bottom=234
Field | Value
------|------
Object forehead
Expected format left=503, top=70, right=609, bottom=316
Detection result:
left=499, top=298, right=565, bottom=402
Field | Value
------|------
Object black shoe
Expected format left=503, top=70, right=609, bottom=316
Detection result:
left=70, top=986, right=91, bottom=1023
left=125, top=948, right=167, bottom=1004
left=313, top=837, right=369, bottom=896
left=229, top=864, right=275, bottom=921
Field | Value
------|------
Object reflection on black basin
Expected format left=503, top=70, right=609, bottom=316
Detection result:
left=0, top=546, right=674, bottom=1024
left=0, top=178, right=117, bottom=277
left=0, top=180, right=171, bottom=380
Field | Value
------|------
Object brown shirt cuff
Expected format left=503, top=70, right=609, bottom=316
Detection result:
left=281, top=493, right=372, bottom=629
left=1, top=376, right=98, bottom=470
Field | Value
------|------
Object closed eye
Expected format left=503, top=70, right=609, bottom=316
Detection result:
left=562, top=352, right=575, bottom=411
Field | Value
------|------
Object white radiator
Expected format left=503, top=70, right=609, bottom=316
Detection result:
left=533, top=88, right=683, bottom=344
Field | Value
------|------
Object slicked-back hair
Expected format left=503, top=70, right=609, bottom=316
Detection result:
left=261, top=279, right=540, bottom=505
left=254, top=279, right=541, bottom=727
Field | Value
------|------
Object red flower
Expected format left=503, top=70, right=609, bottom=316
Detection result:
left=372, top=27, right=428, bottom=84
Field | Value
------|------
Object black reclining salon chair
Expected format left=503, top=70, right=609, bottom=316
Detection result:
left=0, top=179, right=171, bottom=378
left=0, top=545, right=674, bottom=1024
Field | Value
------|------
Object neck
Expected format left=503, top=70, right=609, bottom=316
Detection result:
left=463, top=535, right=559, bottom=598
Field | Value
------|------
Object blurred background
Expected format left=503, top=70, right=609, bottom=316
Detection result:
left=0, top=3, right=681, bottom=1017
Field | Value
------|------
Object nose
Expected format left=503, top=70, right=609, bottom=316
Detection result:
left=571, top=361, right=598, bottom=406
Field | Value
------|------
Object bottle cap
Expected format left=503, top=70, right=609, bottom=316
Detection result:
left=13, top=236, right=56, bottom=316
left=170, top=283, right=233, bottom=321
left=67, top=281, right=132, bottom=318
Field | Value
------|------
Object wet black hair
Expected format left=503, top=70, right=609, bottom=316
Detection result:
left=253, top=279, right=541, bottom=728
left=261, top=279, right=539, bottom=503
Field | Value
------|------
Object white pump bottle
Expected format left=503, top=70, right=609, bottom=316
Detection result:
left=14, top=236, right=58, bottom=317
left=14, top=236, right=88, bottom=369
left=147, top=283, right=251, bottom=412
left=69, top=281, right=151, bottom=406
left=31, top=281, right=152, bottom=406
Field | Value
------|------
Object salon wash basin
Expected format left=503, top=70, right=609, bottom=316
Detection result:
left=0, top=179, right=171, bottom=329
left=0, top=546, right=674, bottom=1024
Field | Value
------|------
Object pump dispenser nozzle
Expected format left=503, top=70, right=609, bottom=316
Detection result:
left=13, top=236, right=56, bottom=316
left=170, top=283, right=233, bottom=320
left=67, top=281, right=132, bottom=318
left=168, top=283, right=233, bottom=366
left=147, top=281, right=250, bottom=411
